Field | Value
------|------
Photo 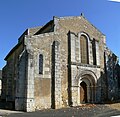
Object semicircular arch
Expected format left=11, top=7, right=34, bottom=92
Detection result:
left=78, top=70, right=97, bottom=103
left=78, top=70, right=97, bottom=84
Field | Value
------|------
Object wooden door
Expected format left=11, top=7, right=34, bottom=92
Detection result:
left=80, top=82, right=87, bottom=103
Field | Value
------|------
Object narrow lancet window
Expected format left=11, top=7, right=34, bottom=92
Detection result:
left=39, top=54, right=43, bottom=74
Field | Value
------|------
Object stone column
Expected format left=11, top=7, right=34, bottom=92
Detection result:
left=70, top=33, right=76, bottom=62
left=96, top=41, right=100, bottom=66
left=87, top=86, right=91, bottom=103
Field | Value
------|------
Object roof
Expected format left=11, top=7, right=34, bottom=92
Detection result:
left=34, top=20, right=54, bottom=35
left=5, top=26, right=42, bottom=60
left=4, top=41, right=23, bottom=60
left=4, top=15, right=105, bottom=61
left=28, top=26, right=42, bottom=36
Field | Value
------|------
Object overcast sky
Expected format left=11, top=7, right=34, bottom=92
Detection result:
left=0, top=0, right=120, bottom=69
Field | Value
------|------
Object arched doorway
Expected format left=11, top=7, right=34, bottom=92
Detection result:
left=80, top=81, right=87, bottom=103
left=78, top=71, right=97, bottom=104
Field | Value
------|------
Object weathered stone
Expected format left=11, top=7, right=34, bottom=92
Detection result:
left=2, top=15, right=120, bottom=112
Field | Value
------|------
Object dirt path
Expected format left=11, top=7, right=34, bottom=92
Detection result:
left=5, top=104, right=120, bottom=117
left=107, top=103, right=120, bottom=111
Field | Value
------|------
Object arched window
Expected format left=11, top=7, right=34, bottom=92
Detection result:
left=80, top=35, right=89, bottom=64
left=92, top=39, right=97, bottom=65
left=39, top=54, right=43, bottom=74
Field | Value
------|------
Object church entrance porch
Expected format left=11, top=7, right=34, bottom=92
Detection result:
left=70, top=70, right=98, bottom=107
left=78, top=71, right=97, bottom=105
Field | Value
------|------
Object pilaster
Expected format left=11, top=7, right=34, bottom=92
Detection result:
left=25, top=52, right=35, bottom=112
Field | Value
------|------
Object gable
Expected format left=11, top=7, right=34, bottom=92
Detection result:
left=54, top=16, right=105, bottom=41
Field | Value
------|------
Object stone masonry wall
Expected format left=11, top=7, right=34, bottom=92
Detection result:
left=15, top=50, right=27, bottom=111
left=58, top=16, right=106, bottom=105
left=24, top=52, right=35, bottom=112
left=54, top=16, right=105, bottom=69
left=52, top=41, right=62, bottom=108
left=2, top=43, right=24, bottom=103
left=25, top=33, right=54, bottom=110
left=105, top=48, right=120, bottom=101
left=25, top=28, right=69, bottom=110
left=3, top=15, right=116, bottom=112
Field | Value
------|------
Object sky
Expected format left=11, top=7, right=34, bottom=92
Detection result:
left=0, top=0, right=120, bottom=69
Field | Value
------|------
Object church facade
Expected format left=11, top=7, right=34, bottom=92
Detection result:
left=2, top=15, right=120, bottom=112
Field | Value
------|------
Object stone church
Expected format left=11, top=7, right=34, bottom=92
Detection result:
left=2, top=15, right=120, bottom=112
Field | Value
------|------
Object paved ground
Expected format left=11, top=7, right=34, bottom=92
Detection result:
left=1, top=104, right=120, bottom=117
